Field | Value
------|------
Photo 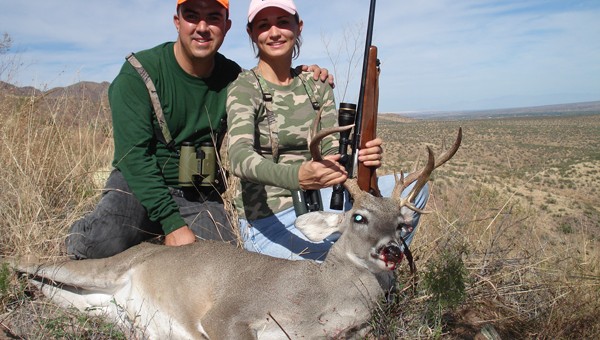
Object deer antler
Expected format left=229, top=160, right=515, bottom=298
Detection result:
left=402, top=127, right=462, bottom=189
left=309, top=125, right=354, bottom=162
left=392, top=128, right=462, bottom=211
left=343, top=177, right=364, bottom=202
left=306, top=112, right=360, bottom=201
left=392, top=147, right=435, bottom=213
left=308, top=106, right=354, bottom=162
left=307, top=115, right=362, bottom=201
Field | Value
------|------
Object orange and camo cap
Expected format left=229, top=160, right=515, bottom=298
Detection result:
left=177, top=0, right=229, bottom=10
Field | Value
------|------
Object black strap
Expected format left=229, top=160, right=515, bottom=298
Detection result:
left=399, top=236, right=416, bottom=274
left=250, top=69, right=280, bottom=163
left=250, top=68, right=323, bottom=163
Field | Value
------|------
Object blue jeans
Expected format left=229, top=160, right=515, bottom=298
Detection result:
left=239, top=174, right=429, bottom=261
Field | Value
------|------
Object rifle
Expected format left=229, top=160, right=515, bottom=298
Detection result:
left=330, top=0, right=380, bottom=210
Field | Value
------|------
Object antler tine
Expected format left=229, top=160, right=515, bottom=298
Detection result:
left=343, top=177, right=364, bottom=201
left=393, top=147, right=435, bottom=201
left=408, top=146, right=435, bottom=201
left=309, top=125, right=354, bottom=161
left=391, top=171, right=404, bottom=199
left=308, top=104, right=354, bottom=161
left=402, top=127, right=462, bottom=187
left=391, top=147, right=435, bottom=215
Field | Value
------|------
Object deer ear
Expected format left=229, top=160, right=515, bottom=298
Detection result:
left=295, top=212, right=343, bottom=242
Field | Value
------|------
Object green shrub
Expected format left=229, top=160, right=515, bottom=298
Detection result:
left=422, top=246, right=468, bottom=332
left=559, top=223, right=573, bottom=234
left=0, top=262, right=9, bottom=297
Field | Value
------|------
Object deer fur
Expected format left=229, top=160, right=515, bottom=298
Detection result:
left=11, top=129, right=461, bottom=339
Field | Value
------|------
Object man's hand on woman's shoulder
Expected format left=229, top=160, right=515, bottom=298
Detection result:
left=298, top=65, right=335, bottom=87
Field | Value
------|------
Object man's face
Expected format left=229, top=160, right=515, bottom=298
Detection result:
left=174, top=0, right=231, bottom=62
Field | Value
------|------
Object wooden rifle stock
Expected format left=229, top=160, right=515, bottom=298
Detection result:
left=356, top=46, right=381, bottom=196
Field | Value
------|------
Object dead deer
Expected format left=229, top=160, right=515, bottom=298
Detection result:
left=11, top=127, right=462, bottom=339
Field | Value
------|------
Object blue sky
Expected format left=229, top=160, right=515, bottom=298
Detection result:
left=1, top=0, right=599, bottom=112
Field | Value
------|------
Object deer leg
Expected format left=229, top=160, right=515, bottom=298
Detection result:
left=202, top=309, right=258, bottom=340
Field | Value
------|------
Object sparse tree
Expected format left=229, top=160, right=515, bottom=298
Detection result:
left=0, top=32, right=20, bottom=83
left=322, top=23, right=365, bottom=104
left=0, top=32, right=11, bottom=54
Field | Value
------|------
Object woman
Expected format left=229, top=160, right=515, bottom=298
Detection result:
left=227, top=0, right=427, bottom=261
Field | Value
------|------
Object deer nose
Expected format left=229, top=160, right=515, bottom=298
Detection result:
left=381, top=242, right=403, bottom=264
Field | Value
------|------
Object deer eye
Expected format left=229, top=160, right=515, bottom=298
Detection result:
left=352, top=214, right=368, bottom=224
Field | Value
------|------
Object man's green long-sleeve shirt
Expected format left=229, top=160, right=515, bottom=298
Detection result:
left=109, top=42, right=241, bottom=234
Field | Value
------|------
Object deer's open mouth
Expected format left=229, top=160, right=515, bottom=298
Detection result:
left=373, top=242, right=403, bottom=271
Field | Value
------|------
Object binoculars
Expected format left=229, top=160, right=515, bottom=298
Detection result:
left=178, top=141, right=217, bottom=188
left=291, top=189, right=323, bottom=216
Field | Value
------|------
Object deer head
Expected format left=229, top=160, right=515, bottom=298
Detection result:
left=296, top=124, right=462, bottom=273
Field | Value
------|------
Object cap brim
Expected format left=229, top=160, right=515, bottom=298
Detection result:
left=248, top=4, right=296, bottom=23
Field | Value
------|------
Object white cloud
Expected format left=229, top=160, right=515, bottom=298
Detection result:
left=1, top=0, right=599, bottom=111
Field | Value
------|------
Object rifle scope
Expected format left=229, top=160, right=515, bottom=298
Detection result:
left=330, top=103, right=357, bottom=210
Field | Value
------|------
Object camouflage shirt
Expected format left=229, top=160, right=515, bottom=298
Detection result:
left=227, top=68, right=339, bottom=220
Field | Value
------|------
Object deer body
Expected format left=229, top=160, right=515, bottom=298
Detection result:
left=15, top=129, right=461, bottom=339
left=20, top=224, right=396, bottom=339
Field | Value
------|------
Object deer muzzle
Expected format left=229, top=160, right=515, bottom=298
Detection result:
left=373, top=241, right=403, bottom=271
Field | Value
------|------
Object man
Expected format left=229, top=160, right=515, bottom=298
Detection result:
left=66, top=0, right=330, bottom=259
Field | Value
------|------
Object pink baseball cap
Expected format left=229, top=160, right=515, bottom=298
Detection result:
left=248, top=0, right=297, bottom=23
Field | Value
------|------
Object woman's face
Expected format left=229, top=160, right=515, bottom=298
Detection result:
left=249, top=7, right=302, bottom=60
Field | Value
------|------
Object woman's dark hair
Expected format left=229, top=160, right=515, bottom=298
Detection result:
left=247, top=13, right=302, bottom=60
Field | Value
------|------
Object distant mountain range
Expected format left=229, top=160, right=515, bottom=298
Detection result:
left=1, top=80, right=598, bottom=120
left=393, top=101, right=600, bottom=120
left=0, top=80, right=110, bottom=102
left=1, top=80, right=111, bottom=124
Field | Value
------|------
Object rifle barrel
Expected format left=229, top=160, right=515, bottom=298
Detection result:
left=351, top=0, right=377, bottom=178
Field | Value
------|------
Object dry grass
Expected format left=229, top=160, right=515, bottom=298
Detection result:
left=1, top=89, right=599, bottom=338
left=0, top=89, right=112, bottom=258
left=0, top=90, right=117, bottom=338
left=374, top=115, right=600, bottom=338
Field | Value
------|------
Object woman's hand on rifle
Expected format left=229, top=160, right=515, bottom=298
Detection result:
left=298, top=154, right=348, bottom=190
left=358, top=137, right=383, bottom=168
